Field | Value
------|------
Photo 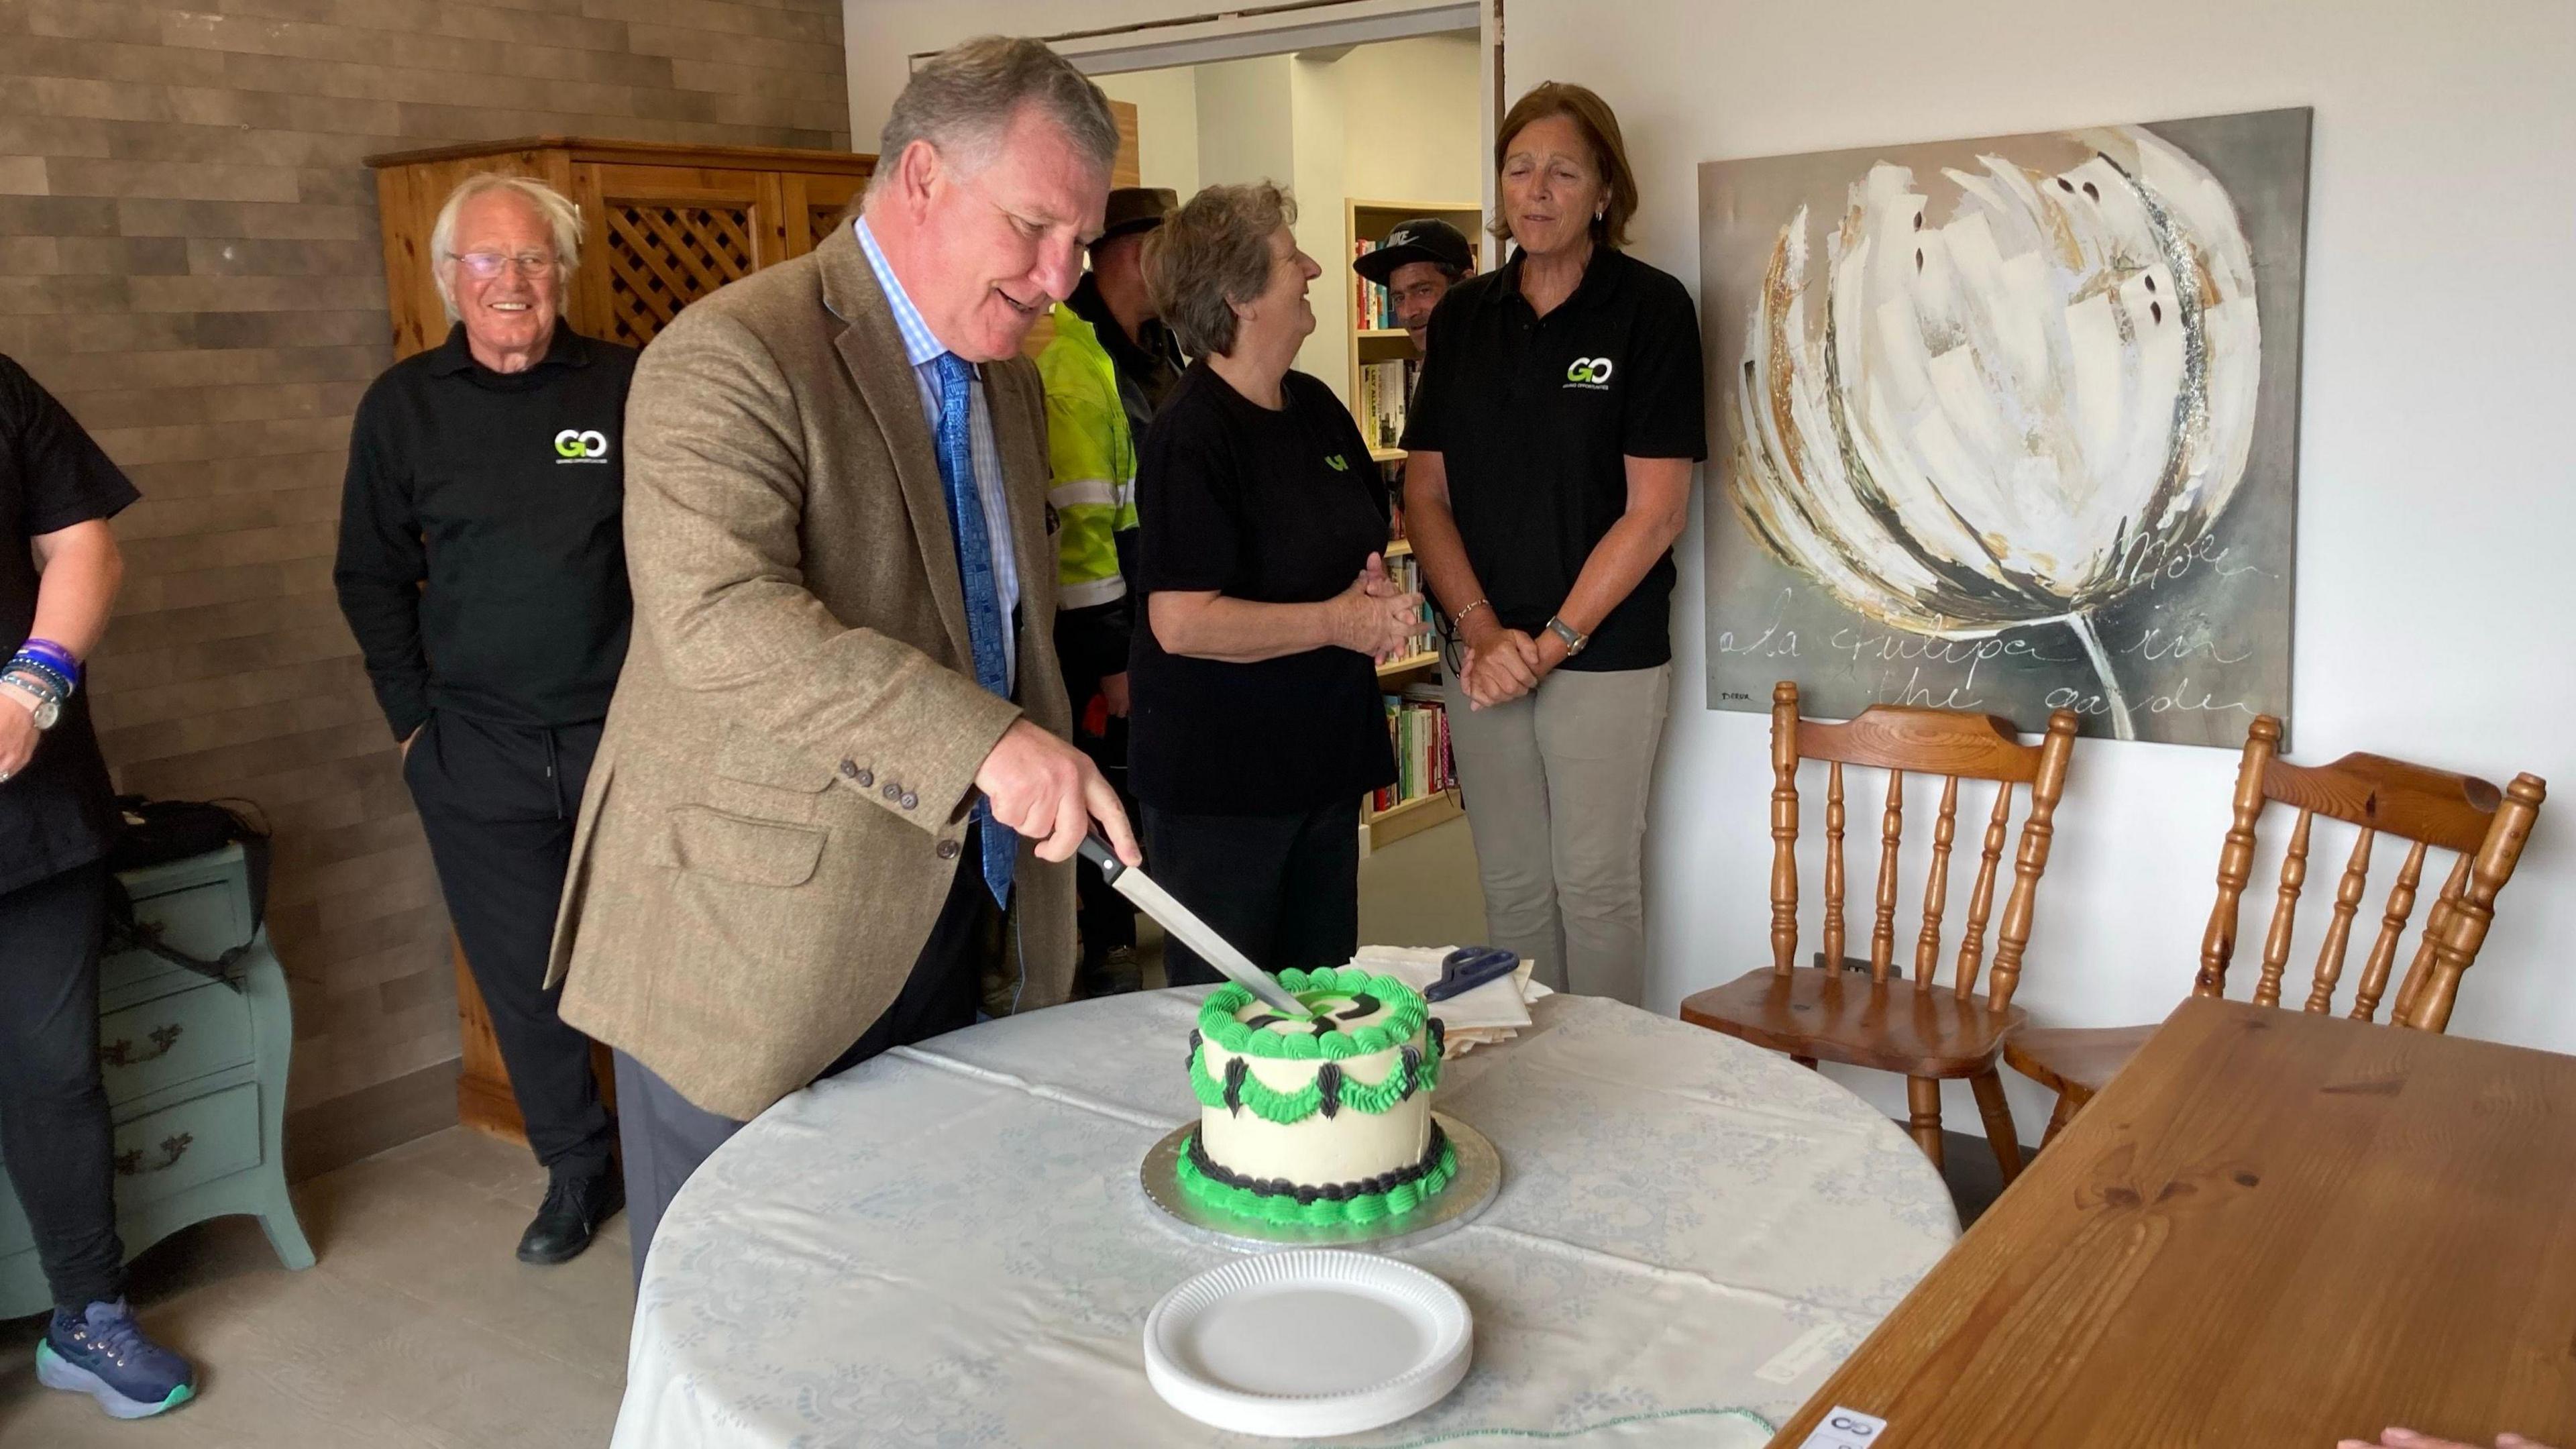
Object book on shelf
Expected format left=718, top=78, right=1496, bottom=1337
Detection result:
left=1382, top=551, right=1436, bottom=658
left=1351, top=238, right=1398, bottom=331
left=1353, top=357, right=1419, bottom=451
left=1371, top=685, right=1456, bottom=814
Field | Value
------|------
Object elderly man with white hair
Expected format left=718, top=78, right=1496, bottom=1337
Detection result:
left=333, top=173, right=636, bottom=1266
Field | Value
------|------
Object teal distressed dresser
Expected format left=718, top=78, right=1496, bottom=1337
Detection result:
left=0, top=845, right=314, bottom=1317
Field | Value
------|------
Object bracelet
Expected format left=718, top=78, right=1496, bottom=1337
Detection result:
left=16, top=637, right=78, bottom=689
left=1450, top=598, right=1491, bottom=629
left=1, top=672, right=58, bottom=710
left=5, top=656, right=72, bottom=700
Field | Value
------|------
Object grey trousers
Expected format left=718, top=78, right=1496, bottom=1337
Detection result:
left=609, top=1050, right=745, bottom=1285
left=1443, top=662, right=1671, bottom=1005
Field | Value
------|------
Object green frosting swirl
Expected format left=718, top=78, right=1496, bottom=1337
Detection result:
left=1188, top=1025, right=1440, bottom=1124
left=1195, top=967, right=1429, bottom=1061
left=1175, top=1132, right=1460, bottom=1226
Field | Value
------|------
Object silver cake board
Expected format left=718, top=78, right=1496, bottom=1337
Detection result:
left=1139, top=1112, right=1501, bottom=1254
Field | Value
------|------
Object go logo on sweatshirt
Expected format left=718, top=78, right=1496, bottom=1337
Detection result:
left=553, top=429, right=610, bottom=464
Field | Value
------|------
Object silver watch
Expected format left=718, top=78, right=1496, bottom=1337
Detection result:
left=1, top=672, right=60, bottom=731
left=1544, top=616, right=1589, bottom=658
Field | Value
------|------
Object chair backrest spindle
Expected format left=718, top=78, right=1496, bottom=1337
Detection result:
left=2253, top=809, right=2314, bottom=1008
left=2351, top=840, right=2428, bottom=1023
left=2304, top=828, right=2375, bottom=1013
left=1953, top=785, right=2012, bottom=996
left=1769, top=683, right=1801, bottom=974
left=2198, top=716, right=2279, bottom=999
left=1917, top=776, right=1960, bottom=983
left=1823, top=762, right=1847, bottom=973
left=1871, top=771, right=1904, bottom=983
left=1984, top=714, right=2077, bottom=1010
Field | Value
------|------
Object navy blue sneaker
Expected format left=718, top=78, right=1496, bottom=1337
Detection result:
left=36, top=1299, right=197, bottom=1419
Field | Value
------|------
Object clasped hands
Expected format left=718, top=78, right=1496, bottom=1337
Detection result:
left=1455, top=610, right=1568, bottom=710
left=1332, top=552, right=1423, bottom=665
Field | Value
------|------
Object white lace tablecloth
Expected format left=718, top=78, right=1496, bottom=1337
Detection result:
left=612, top=991, right=1959, bottom=1449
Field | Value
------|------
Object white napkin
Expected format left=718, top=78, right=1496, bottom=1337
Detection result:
left=1349, top=946, right=1542, bottom=1050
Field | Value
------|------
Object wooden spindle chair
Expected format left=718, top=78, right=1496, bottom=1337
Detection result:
left=2004, top=714, right=2547, bottom=1144
left=1680, top=682, right=2082, bottom=1185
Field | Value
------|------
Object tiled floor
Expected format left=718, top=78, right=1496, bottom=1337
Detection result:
left=0, top=1128, right=632, bottom=1448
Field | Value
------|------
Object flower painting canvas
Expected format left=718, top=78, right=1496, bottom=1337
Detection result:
left=1699, top=107, right=2308, bottom=745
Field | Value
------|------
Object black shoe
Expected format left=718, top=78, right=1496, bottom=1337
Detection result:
left=517, top=1164, right=623, bottom=1266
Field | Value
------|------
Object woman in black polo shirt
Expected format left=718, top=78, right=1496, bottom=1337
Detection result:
left=1401, top=83, right=1707, bottom=1006
left=1129, top=183, right=1419, bottom=985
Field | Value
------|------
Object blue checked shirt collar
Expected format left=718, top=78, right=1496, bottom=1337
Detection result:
left=855, top=217, right=950, bottom=375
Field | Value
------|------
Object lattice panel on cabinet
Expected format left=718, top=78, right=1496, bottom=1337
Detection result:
left=809, top=205, right=845, bottom=253
left=602, top=203, right=757, bottom=347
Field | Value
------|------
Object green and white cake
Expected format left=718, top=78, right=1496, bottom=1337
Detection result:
left=1181, top=966, right=1456, bottom=1227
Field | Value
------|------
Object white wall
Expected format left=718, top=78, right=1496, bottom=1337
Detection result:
left=1339, top=35, right=1485, bottom=205
left=1095, top=66, right=1200, bottom=196
left=1502, top=0, right=2576, bottom=1138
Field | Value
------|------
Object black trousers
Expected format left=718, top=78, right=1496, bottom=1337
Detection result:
left=1140, top=798, right=1361, bottom=987
left=405, top=711, right=615, bottom=1175
left=0, top=860, right=125, bottom=1311
left=612, top=822, right=994, bottom=1283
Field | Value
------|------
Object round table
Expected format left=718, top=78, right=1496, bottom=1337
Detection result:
left=611, top=990, right=1959, bottom=1448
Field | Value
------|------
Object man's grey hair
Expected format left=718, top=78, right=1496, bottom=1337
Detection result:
left=869, top=36, right=1118, bottom=196
left=430, top=174, right=584, bottom=321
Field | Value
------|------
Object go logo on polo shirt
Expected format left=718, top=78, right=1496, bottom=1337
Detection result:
left=1564, top=356, right=1615, bottom=390
left=553, top=428, right=610, bottom=464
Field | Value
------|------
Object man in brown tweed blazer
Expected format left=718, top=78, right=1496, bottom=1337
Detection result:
left=544, top=37, right=1141, bottom=1277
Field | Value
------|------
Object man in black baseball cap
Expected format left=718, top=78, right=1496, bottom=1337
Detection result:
left=1353, top=217, right=1477, bottom=352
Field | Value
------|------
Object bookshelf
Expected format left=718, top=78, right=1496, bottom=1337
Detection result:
left=1347, top=198, right=1481, bottom=853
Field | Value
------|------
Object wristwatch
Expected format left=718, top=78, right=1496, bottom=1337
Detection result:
left=1, top=672, right=60, bottom=731
left=1544, top=616, right=1589, bottom=658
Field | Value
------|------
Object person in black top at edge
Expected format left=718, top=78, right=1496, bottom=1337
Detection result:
left=334, top=175, right=636, bottom=1266
left=1129, top=182, right=1421, bottom=985
left=1401, top=83, right=1705, bottom=1007
left=0, top=357, right=203, bottom=1418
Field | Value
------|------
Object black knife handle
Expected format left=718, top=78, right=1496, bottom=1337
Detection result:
left=1077, top=832, right=1126, bottom=882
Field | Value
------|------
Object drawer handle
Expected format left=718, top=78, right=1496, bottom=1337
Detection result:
left=114, top=1133, right=194, bottom=1177
left=101, top=1024, right=185, bottom=1067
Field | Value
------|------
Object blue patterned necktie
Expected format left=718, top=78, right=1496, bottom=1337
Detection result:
left=932, top=352, right=1016, bottom=908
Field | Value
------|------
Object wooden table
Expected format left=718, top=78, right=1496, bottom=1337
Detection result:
left=1770, top=997, right=2576, bottom=1448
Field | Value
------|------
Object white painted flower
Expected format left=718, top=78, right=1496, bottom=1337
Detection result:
left=1730, top=126, right=2261, bottom=737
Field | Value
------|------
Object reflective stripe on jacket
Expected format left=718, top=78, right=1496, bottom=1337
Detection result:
left=1036, top=303, right=1139, bottom=610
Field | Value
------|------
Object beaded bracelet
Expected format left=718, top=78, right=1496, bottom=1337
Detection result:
left=5, top=655, right=72, bottom=700
left=1, top=668, right=62, bottom=708
left=15, top=637, right=77, bottom=689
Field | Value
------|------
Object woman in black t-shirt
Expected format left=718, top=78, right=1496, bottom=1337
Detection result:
left=1128, top=183, right=1419, bottom=987
left=1399, top=84, right=1707, bottom=1006
left=0, top=354, right=201, bottom=1413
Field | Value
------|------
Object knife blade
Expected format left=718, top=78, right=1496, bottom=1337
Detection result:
left=1077, top=835, right=1308, bottom=1017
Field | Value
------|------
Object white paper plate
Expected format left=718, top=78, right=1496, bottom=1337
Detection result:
left=1143, top=1249, right=1472, bottom=1438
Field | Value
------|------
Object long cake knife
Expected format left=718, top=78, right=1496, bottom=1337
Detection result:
left=1076, top=836, right=1308, bottom=1017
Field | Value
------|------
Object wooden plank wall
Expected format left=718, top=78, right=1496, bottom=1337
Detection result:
left=0, top=0, right=851, bottom=1172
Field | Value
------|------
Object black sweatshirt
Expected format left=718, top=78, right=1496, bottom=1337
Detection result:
left=333, top=324, right=639, bottom=739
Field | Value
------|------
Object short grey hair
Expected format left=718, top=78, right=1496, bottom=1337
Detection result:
left=430, top=174, right=583, bottom=321
left=871, top=36, right=1118, bottom=194
left=1144, top=182, right=1297, bottom=359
